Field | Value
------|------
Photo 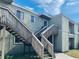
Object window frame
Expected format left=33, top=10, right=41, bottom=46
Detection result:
left=44, top=20, right=48, bottom=26
left=31, top=15, right=35, bottom=23
left=16, top=10, right=24, bottom=21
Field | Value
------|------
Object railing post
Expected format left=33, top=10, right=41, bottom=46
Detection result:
left=1, top=27, right=6, bottom=59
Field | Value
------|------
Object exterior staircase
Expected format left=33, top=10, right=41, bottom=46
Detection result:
left=41, top=24, right=58, bottom=59
left=35, top=24, right=58, bottom=59
left=0, top=5, right=58, bottom=59
left=35, top=26, right=47, bottom=41
left=0, top=6, right=44, bottom=59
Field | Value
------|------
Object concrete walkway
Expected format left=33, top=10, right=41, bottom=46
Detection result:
left=55, top=53, right=77, bottom=59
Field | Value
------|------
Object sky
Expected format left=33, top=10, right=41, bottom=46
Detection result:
left=14, top=0, right=79, bottom=22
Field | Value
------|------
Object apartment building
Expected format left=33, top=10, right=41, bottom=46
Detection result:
left=0, top=0, right=79, bottom=59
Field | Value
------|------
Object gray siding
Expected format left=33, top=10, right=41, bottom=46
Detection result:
left=7, top=4, right=45, bottom=33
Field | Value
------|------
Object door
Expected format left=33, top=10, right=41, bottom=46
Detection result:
left=69, top=38, right=74, bottom=49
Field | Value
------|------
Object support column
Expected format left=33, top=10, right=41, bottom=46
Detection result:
left=74, top=24, right=78, bottom=49
left=52, top=35, right=55, bottom=51
left=1, top=27, right=6, bottom=59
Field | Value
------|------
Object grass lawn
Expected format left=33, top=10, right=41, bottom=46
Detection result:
left=5, top=54, right=40, bottom=59
left=5, top=55, right=30, bottom=59
left=64, top=49, right=79, bottom=59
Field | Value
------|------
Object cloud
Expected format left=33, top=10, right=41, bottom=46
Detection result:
left=66, top=0, right=79, bottom=6
left=33, top=0, right=65, bottom=15
left=65, top=0, right=79, bottom=6
left=63, top=0, right=79, bottom=13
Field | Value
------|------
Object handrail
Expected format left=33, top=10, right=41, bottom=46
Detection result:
left=32, top=34, right=44, bottom=59
left=42, top=24, right=55, bottom=34
left=42, top=24, right=58, bottom=38
left=35, top=26, right=47, bottom=35
left=41, top=24, right=58, bottom=58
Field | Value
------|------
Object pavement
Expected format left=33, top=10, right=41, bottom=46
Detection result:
left=55, top=53, right=77, bottom=59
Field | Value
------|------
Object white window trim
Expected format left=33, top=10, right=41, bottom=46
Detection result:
left=31, top=15, right=35, bottom=23
left=44, top=20, right=48, bottom=27
left=16, top=9, right=24, bottom=21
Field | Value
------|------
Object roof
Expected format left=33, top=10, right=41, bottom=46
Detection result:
left=39, top=14, right=51, bottom=20
left=12, top=3, right=39, bottom=15
left=12, top=3, right=53, bottom=19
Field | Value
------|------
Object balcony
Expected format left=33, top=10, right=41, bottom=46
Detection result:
left=69, top=30, right=74, bottom=34
left=69, top=30, right=74, bottom=38
left=69, top=34, right=74, bottom=38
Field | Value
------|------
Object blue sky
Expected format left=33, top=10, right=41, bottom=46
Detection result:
left=14, top=0, right=79, bottom=22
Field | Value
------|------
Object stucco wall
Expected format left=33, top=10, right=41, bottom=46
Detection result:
left=3, top=31, right=24, bottom=55
left=62, top=15, right=69, bottom=52
left=48, top=15, right=62, bottom=52
left=74, top=23, right=78, bottom=48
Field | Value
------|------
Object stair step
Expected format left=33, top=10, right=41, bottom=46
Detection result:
left=8, top=29, right=12, bottom=32
left=44, top=49, right=52, bottom=59
left=17, top=36, right=21, bottom=38
left=44, top=51, right=49, bottom=54
left=11, top=31, right=16, bottom=34
left=44, top=57, right=52, bottom=59
left=30, top=55, right=39, bottom=58
left=15, top=34, right=19, bottom=36
left=44, top=54, right=51, bottom=57
left=20, top=38, right=23, bottom=40
left=44, top=54, right=50, bottom=57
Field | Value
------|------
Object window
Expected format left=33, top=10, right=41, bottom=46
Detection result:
left=31, top=16, right=35, bottom=22
left=44, top=20, right=48, bottom=26
left=16, top=10, right=24, bottom=21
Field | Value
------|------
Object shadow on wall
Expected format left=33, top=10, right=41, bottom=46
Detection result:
left=5, top=43, right=36, bottom=56
left=4, top=32, right=37, bottom=58
left=5, top=45, right=24, bottom=55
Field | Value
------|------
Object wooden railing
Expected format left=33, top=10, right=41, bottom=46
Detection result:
left=35, top=26, right=47, bottom=36
left=41, top=24, right=58, bottom=58
left=42, top=24, right=58, bottom=38
left=35, top=26, right=47, bottom=37
left=32, top=34, right=44, bottom=59
left=0, top=6, right=32, bottom=42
